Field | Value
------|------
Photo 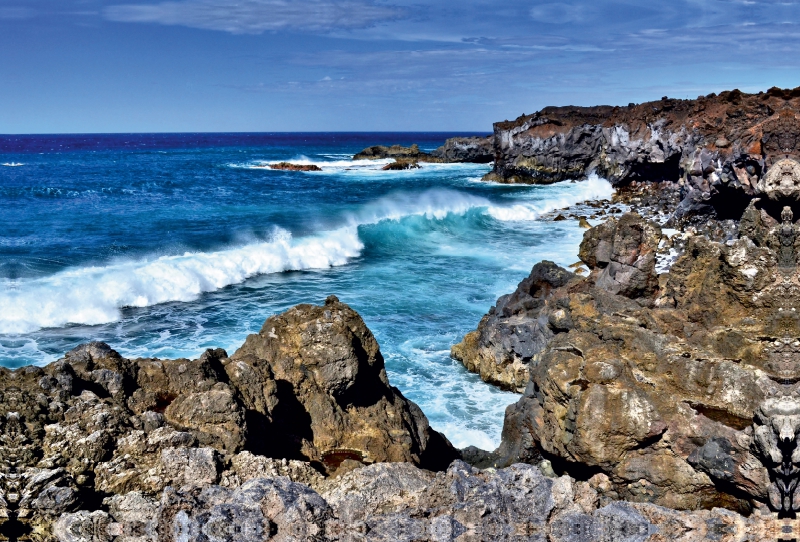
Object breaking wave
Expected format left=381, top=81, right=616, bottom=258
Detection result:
left=0, top=227, right=363, bottom=334
left=0, top=177, right=613, bottom=334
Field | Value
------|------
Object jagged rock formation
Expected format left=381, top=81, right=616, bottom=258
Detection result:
left=381, top=160, right=421, bottom=170
left=452, top=213, right=662, bottom=392
left=0, top=296, right=457, bottom=540
left=454, top=159, right=800, bottom=517
left=430, top=136, right=494, bottom=163
left=353, top=136, right=494, bottom=164
left=354, top=144, right=443, bottom=162
left=485, top=87, right=800, bottom=221
left=52, top=459, right=791, bottom=542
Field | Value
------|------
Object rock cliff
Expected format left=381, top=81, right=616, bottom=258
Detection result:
left=486, top=87, right=800, bottom=221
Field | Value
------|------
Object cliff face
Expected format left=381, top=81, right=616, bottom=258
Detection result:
left=486, top=87, right=800, bottom=220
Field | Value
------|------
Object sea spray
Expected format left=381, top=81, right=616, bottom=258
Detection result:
left=0, top=178, right=613, bottom=335
left=0, top=227, right=363, bottom=334
left=1, top=134, right=612, bottom=448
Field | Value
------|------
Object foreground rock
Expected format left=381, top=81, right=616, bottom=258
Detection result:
left=486, top=86, right=800, bottom=222
left=53, top=460, right=793, bottom=542
left=454, top=166, right=800, bottom=515
left=0, top=296, right=457, bottom=539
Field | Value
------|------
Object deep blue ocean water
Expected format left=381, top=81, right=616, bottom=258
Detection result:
left=0, top=133, right=614, bottom=449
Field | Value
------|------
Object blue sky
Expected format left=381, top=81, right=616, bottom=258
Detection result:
left=2, top=0, right=800, bottom=132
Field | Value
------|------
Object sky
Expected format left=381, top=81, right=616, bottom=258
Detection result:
left=2, top=0, right=800, bottom=133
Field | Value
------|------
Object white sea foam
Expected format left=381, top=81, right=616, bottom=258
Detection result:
left=350, top=189, right=491, bottom=224
left=0, top=227, right=363, bottom=334
left=1, top=177, right=614, bottom=335
left=486, top=175, right=614, bottom=221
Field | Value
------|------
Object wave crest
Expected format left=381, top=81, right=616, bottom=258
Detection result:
left=0, top=227, right=363, bottom=334
left=0, top=177, right=614, bottom=335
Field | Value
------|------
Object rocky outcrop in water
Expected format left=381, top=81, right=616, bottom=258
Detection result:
left=353, top=136, right=494, bottom=165
left=354, top=144, right=442, bottom=162
left=486, top=87, right=800, bottom=221
left=266, top=162, right=323, bottom=171
left=0, top=296, right=457, bottom=540
left=430, top=136, right=494, bottom=163
left=381, top=160, right=421, bottom=170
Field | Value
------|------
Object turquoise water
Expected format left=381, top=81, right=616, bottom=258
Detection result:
left=0, top=133, right=613, bottom=448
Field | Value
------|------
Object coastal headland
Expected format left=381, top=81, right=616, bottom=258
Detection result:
left=10, top=87, right=800, bottom=541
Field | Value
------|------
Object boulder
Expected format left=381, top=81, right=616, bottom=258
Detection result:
left=0, top=297, right=457, bottom=537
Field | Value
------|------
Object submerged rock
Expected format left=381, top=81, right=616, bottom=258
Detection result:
left=262, top=162, right=323, bottom=171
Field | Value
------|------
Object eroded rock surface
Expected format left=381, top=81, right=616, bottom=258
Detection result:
left=51, top=460, right=796, bottom=542
left=454, top=164, right=800, bottom=519
left=0, top=296, right=457, bottom=540
left=486, top=87, right=800, bottom=222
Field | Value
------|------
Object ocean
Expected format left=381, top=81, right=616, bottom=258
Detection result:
left=0, top=132, right=613, bottom=449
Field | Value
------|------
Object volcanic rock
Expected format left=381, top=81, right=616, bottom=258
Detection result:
left=484, top=87, right=800, bottom=222
left=430, top=135, right=494, bottom=163
left=0, top=296, right=457, bottom=538
left=353, top=144, right=441, bottom=162
left=381, top=160, right=421, bottom=170
left=453, top=178, right=800, bottom=513
left=264, top=162, right=323, bottom=171
left=51, top=459, right=788, bottom=542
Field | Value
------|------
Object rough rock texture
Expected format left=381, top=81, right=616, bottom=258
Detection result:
left=430, top=136, right=494, bottom=163
left=381, top=160, right=421, bottom=170
left=51, top=460, right=794, bottom=542
left=0, top=296, right=457, bottom=540
left=486, top=87, right=800, bottom=221
left=454, top=167, right=800, bottom=516
left=452, top=213, right=662, bottom=392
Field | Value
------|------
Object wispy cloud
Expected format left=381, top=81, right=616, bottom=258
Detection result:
left=0, top=7, right=36, bottom=19
left=104, top=0, right=404, bottom=34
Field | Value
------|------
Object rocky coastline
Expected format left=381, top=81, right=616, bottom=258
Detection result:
left=12, top=88, right=800, bottom=541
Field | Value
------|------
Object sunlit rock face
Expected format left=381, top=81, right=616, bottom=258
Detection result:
left=758, top=158, right=800, bottom=202
left=456, top=159, right=800, bottom=519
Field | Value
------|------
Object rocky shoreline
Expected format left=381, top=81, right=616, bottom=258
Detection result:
left=11, top=88, right=800, bottom=541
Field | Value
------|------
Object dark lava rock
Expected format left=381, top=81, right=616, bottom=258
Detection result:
left=266, top=162, right=323, bottom=171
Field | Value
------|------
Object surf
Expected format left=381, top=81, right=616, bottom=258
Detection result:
left=0, top=179, right=613, bottom=335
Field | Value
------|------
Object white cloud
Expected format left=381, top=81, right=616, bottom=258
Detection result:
left=104, top=0, right=404, bottom=34
left=529, top=3, right=584, bottom=24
